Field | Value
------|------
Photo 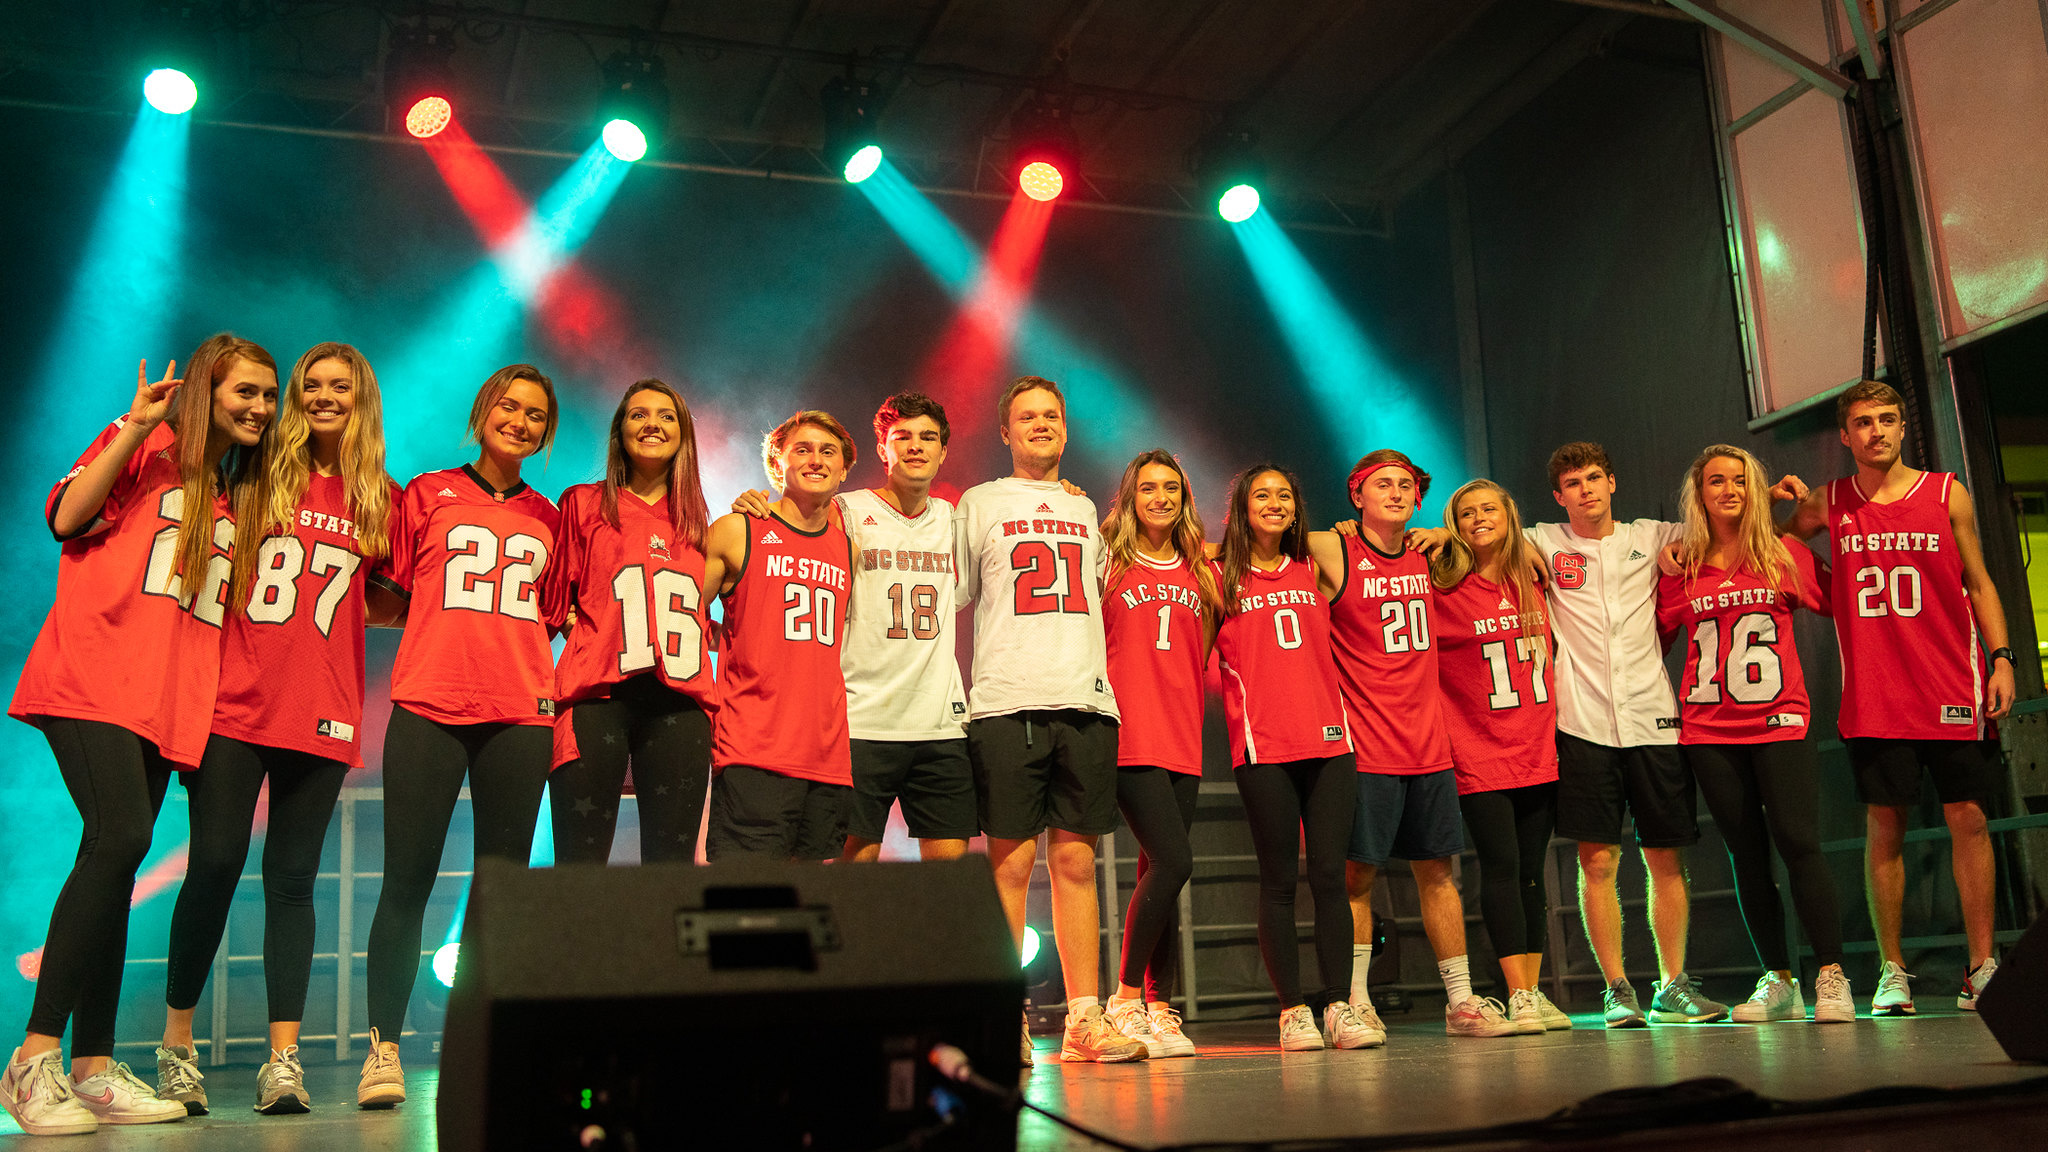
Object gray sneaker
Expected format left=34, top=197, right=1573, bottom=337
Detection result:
left=1650, top=973, right=1729, bottom=1023
left=255, top=1045, right=310, bottom=1115
left=154, top=1044, right=208, bottom=1116
left=1602, top=980, right=1647, bottom=1029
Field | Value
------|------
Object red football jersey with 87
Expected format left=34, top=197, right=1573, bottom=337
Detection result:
left=1103, top=555, right=1206, bottom=775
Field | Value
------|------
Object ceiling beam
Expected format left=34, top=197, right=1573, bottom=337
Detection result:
left=1663, top=0, right=1853, bottom=97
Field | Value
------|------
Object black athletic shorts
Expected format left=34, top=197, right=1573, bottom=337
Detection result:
left=967, top=710, right=1119, bottom=840
left=1347, top=768, right=1465, bottom=865
left=847, top=738, right=979, bottom=842
left=1553, top=732, right=1699, bottom=849
left=1848, top=737, right=2003, bottom=808
left=705, top=764, right=850, bottom=862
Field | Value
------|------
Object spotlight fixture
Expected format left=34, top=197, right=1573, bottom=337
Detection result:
left=143, top=68, right=198, bottom=115
left=1192, top=124, right=1266, bottom=222
left=822, top=77, right=883, bottom=183
left=598, top=48, right=669, bottom=162
left=1010, top=94, right=1080, bottom=202
left=139, top=2, right=212, bottom=113
left=385, top=23, right=458, bottom=138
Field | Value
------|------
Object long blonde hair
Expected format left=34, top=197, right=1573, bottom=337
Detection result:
left=169, top=334, right=275, bottom=597
left=228, top=342, right=393, bottom=615
left=1101, top=449, right=1223, bottom=618
left=1678, top=444, right=1792, bottom=593
left=1431, top=479, right=1546, bottom=643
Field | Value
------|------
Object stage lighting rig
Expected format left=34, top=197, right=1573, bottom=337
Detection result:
left=384, top=23, right=458, bottom=139
left=1010, top=93, right=1080, bottom=202
left=598, top=48, right=670, bottom=162
left=138, top=2, right=212, bottom=114
left=1192, top=124, right=1266, bottom=222
left=822, top=77, right=883, bottom=183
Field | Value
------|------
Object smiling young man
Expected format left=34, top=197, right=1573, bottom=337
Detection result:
left=1777, top=380, right=2016, bottom=1015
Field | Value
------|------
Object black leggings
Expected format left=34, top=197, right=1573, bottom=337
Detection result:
left=366, top=705, right=550, bottom=1038
left=1114, top=767, right=1200, bottom=1002
left=1685, top=741, right=1844, bottom=970
left=1458, top=782, right=1556, bottom=959
left=551, top=676, right=711, bottom=865
left=164, top=735, right=347, bottom=1022
left=1234, top=756, right=1356, bottom=1009
left=26, top=719, right=174, bottom=1056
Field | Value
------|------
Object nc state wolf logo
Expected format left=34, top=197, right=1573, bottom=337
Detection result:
left=1552, top=552, right=1588, bottom=590
left=649, top=533, right=671, bottom=560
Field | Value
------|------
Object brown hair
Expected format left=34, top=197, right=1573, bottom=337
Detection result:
left=762, top=409, right=857, bottom=487
left=1547, top=441, right=1614, bottom=491
left=1835, top=379, right=1904, bottom=430
left=996, top=375, right=1064, bottom=430
left=1101, top=449, right=1224, bottom=618
left=1218, top=464, right=1309, bottom=618
left=602, top=379, right=710, bottom=551
left=1346, top=448, right=1431, bottom=503
left=170, top=333, right=277, bottom=601
left=467, top=364, right=558, bottom=455
left=874, top=391, right=951, bottom=447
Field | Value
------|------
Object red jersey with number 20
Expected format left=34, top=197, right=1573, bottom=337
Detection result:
left=712, top=513, right=853, bottom=785
left=1329, top=536, right=1453, bottom=775
left=1103, top=556, right=1206, bottom=775
left=387, top=466, right=559, bottom=727
left=10, top=417, right=231, bottom=768
left=213, top=473, right=403, bottom=766
left=1828, top=473, right=1984, bottom=740
left=1433, top=574, right=1558, bottom=795
left=1657, top=542, right=1829, bottom=745
left=1215, top=558, right=1351, bottom=767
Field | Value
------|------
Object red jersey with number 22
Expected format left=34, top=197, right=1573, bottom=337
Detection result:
left=1433, top=574, right=1558, bottom=794
left=1658, top=542, right=1829, bottom=745
left=1214, top=557, right=1351, bottom=766
left=712, top=513, right=852, bottom=784
left=1103, top=556, right=1206, bottom=775
left=1329, top=536, right=1453, bottom=775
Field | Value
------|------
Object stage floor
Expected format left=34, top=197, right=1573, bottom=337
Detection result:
left=4, top=1008, right=2041, bottom=1149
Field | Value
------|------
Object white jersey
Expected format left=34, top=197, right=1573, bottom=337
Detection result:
left=953, top=477, right=1119, bottom=721
left=837, top=488, right=968, bottom=742
left=1526, top=518, right=1683, bottom=748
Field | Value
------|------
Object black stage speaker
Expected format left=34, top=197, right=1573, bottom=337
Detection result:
left=437, top=857, right=1024, bottom=1151
left=1978, top=912, right=2048, bottom=1062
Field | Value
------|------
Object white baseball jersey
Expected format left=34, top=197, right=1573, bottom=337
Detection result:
left=837, top=488, right=968, bottom=741
left=1526, top=518, right=1683, bottom=748
left=953, top=478, right=1119, bottom=721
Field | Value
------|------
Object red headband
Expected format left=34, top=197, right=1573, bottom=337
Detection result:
left=1349, top=460, right=1415, bottom=495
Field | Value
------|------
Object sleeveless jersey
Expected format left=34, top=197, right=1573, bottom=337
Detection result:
left=387, top=466, right=560, bottom=727
left=1432, top=573, right=1559, bottom=795
left=10, top=417, right=231, bottom=768
left=1328, top=534, right=1452, bottom=775
left=1657, top=541, right=1828, bottom=745
left=953, top=478, right=1118, bottom=720
left=1827, top=473, right=1984, bottom=739
left=213, top=473, right=402, bottom=766
left=711, top=512, right=853, bottom=784
left=837, top=488, right=966, bottom=741
left=1214, top=557, right=1351, bottom=767
left=1102, top=555, right=1206, bottom=774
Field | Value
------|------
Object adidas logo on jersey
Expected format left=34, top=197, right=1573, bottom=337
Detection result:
left=761, top=530, right=783, bottom=544
left=1719, top=577, right=1736, bottom=588
left=1840, top=513, right=1853, bottom=527
left=1941, top=704, right=1975, bottom=724
left=1357, top=556, right=1376, bottom=571
left=1037, top=503, right=1055, bottom=514
left=1764, top=713, right=1806, bottom=729
left=156, top=448, right=174, bottom=463
left=1497, top=596, right=1514, bottom=610
left=315, top=718, right=355, bottom=742
left=1628, top=549, right=1645, bottom=560
left=439, top=487, right=459, bottom=498
left=863, top=515, right=877, bottom=526
left=1322, top=725, right=1344, bottom=742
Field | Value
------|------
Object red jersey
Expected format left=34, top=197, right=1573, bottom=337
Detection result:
left=10, top=417, right=231, bottom=768
left=387, top=466, right=560, bottom=727
left=1213, top=557, right=1352, bottom=767
left=1828, top=473, right=1985, bottom=739
left=213, top=474, right=402, bottom=766
left=1433, top=574, right=1559, bottom=794
left=1329, top=535, right=1453, bottom=775
left=1103, top=556, right=1206, bottom=775
left=711, top=512, right=853, bottom=785
left=1657, top=542, right=1829, bottom=745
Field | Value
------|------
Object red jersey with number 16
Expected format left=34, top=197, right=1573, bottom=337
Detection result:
left=1657, top=542, right=1829, bottom=745
left=1103, top=556, right=1206, bottom=775
left=387, top=466, right=559, bottom=727
left=1214, top=557, right=1352, bottom=767
left=1433, top=574, right=1558, bottom=795
left=712, top=512, right=853, bottom=785
left=1329, top=535, right=1453, bottom=775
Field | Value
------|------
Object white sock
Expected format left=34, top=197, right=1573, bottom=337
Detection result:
left=1350, top=944, right=1372, bottom=1005
left=1104, top=993, right=1139, bottom=1012
left=1066, top=995, right=1099, bottom=1020
left=1438, top=954, right=1472, bottom=1007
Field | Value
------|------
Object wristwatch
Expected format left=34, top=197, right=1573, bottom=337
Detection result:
left=1989, top=646, right=2014, bottom=666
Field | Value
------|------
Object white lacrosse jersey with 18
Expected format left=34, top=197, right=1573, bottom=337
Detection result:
left=836, top=487, right=968, bottom=741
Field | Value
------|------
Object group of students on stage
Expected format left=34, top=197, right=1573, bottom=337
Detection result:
left=0, top=333, right=2022, bottom=1135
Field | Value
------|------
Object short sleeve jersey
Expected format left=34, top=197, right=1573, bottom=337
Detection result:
left=547, top=483, right=716, bottom=711
left=386, top=466, right=560, bottom=727
left=11, top=418, right=233, bottom=768
left=711, top=512, right=854, bottom=784
left=1327, top=535, right=1452, bottom=775
left=1657, top=540, right=1829, bottom=745
left=1433, top=573, right=1559, bottom=795
left=1102, top=555, right=1206, bottom=774
left=1527, top=519, right=1683, bottom=748
left=1214, top=557, right=1352, bottom=767
left=213, top=473, right=403, bottom=766
left=837, top=488, right=967, bottom=742
left=1827, top=473, right=1985, bottom=740
left=952, top=478, right=1118, bottom=721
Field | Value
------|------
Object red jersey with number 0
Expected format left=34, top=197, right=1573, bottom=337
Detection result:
left=1329, top=535, right=1453, bottom=775
left=1214, top=557, right=1352, bottom=766
left=387, top=466, right=559, bottom=727
left=213, top=474, right=402, bottom=766
left=10, top=417, right=231, bottom=768
left=712, top=513, right=853, bottom=784
left=1103, top=556, right=1206, bottom=774
left=1827, top=473, right=1984, bottom=740
left=1433, top=574, right=1559, bottom=794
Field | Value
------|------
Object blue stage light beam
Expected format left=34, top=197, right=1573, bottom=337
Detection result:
left=497, top=140, right=633, bottom=303
left=853, top=158, right=977, bottom=293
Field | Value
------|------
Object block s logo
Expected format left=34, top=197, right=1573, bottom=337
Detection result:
left=1553, top=553, right=1588, bottom=590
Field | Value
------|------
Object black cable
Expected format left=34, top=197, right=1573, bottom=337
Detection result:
left=926, top=1045, right=1149, bottom=1152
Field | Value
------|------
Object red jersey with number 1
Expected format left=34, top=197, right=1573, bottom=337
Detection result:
left=387, top=466, right=559, bottom=727
left=1433, top=574, right=1558, bottom=794
left=1103, top=556, right=1206, bottom=774
left=1214, top=557, right=1352, bottom=766
left=10, top=417, right=231, bottom=768
left=1329, top=535, right=1453, bottom=775
left=1657, top=542, right=1829, bottom=745
left=213, top=473, right=403, bottom=766
left=712, top=512, right=853, bottom=785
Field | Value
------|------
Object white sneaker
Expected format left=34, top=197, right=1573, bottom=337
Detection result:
left=1278, top=1004, right=1324, bottom=1051
left=1103, top=998, right=1164, bottom=1059
left=356, top=1028, right=406, bottom=1108
left=1020, top=1011, right=1035, bottom=1067
left=1530, top=987, right=1574, bottom=1030
left=1446, top=995, right=1521, bottom=1037
left=255, top=1045, right=311, bottom=1114
left=1872, top=960, right=1915, bottom=1017
left=1731, top=972, right=1803, bottom=1023
left=1814, top=964, right=1855, bottom=1023
left=71, top=1061, right=186, bottom=1125
left=154, top=1043, right=207, bottom=1115
left=1060, top=1005, right=1147, bottom=1063
left=1, top=1046, right=98, bottom=1136
left=1321, top=1000, right=1386, bottom=1049
left=1354, top=998, right=1391, bottom=1045
left=1145, top=1004, right=1197, bottom=1058
left=1505, top=989, right=1547, bottom=1034
left=1959, top=957, right=1998, bottom=1012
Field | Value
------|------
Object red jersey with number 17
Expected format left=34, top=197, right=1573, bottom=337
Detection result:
left=1214, top=557, right=1352, bottom=767
left=1103, top=556, right=1206, bottom=775
left=1658, top=542, right=1829, bottom=745
left=1433, top=574, right=1558, bottom=795
left=387, top=466, right=559, bottom=727
left=1329, top=535, right=1453, bottom=775
left=712, top=512, right=853, bottom=785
